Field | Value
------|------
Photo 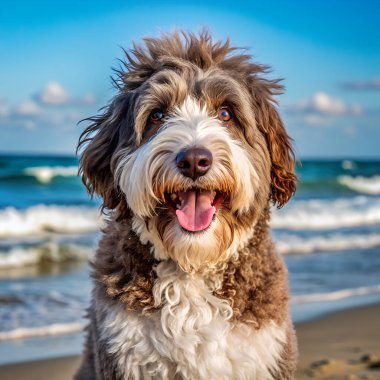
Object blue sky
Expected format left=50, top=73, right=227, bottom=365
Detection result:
left=0, top=0, right=379, bottom=157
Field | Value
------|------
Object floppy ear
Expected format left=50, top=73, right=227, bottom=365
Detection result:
left=252, top=81, right=297, bottom=207
left=77, top=94, right=134, bottom=210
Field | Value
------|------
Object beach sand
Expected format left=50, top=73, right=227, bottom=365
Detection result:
left=0, top=304, right=379, bottom=380
left=297, top=303, right=380, bottom=380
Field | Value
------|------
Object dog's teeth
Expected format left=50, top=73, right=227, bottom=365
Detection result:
left=171, top=193, right=178, bottom=201
left=211, top=190, right=216, bottom=199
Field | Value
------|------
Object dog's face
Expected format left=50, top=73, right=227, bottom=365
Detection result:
left=79, top=32, right=296, bottom=272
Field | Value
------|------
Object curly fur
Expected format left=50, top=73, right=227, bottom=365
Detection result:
left=75, top=30, right=297, bottom=380
left=100, top=260, right=288, bottom=380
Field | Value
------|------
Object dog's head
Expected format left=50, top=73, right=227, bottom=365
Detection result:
left=78, top=31, right=296, bottom=272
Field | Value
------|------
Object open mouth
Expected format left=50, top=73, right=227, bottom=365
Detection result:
left=165, top=189, right=226, bottom=232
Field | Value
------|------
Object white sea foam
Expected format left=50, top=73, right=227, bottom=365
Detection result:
left=292, top=284, right=380, bottom=304
left=277, top=232, right=380, bottom=255
left=0, top=322, right=85, bottom=341
left=0, top=205, right=102, bottom=238
left=272, top=196, right=380, bottom=230
left=338, top=175, right=380, bottom=195
left=0, top=243, right=93, bottom=268
left=24, top=166, right=78, bottom=183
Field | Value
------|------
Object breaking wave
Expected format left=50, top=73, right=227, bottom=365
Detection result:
left=292, top=284, right=380, bottom=304
left=0, top=322, right=85, bottom=341
left=0, top=205, right=102, bottom=238
left=23, top=166, right=78, bottom=183
left=0, top=242, right=93, bottom=268
left=277, top=232, right=380, bottom=255
left=272, top=196, right=380, bottom=230
left=338, top=175, right=380, bottom=195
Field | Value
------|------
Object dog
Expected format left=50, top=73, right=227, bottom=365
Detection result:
left=75, top=30, right=298, bottom=380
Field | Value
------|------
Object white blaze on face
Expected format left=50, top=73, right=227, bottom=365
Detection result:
left=116, top=97, right=258, bottom=221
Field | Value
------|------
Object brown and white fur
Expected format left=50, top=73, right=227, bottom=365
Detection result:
left=75, top=31, right=298, bottom=380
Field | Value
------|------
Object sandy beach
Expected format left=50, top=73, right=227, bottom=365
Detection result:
left=0, top=304, right=379, bottom=380
left=297, top=303, right=380, bottom=380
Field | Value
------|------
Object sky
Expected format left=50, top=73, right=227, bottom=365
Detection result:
left=0, top=0, right=379, bottom=158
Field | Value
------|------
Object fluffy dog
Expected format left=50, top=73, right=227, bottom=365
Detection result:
left=75, top=31, right=298, bottom=380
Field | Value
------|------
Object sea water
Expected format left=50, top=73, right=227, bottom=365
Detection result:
left=1, top=155, right=380, bottom=363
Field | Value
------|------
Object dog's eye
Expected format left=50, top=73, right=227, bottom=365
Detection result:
left=150, top=109, right=164, bottom=123
left=218, top=107, right=232, bottom=122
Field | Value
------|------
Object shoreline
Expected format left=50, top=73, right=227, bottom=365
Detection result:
left=0, top=303, right=379, bottom=380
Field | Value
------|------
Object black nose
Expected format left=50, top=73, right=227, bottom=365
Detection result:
left=176, top=147, right=213, bottom=180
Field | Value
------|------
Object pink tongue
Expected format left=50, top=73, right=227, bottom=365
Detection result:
left=176, top=190, right=216, bottom=232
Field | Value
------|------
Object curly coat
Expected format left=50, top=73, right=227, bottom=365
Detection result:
left=75, top=31, right=297, bottom=380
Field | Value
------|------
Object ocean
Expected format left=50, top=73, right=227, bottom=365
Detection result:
left=1, top=155, right=380, bottom=364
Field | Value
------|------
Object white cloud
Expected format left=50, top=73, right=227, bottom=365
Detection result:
left=1, top=81, right=96, bottom=132
left=0, top=98, right=61, bottom=130
left=35, top=82, right=97, bottom=107
left=37, top=81, right=70, bottom=105
left=288, top=92, right=363, bottom=116
left=311, top=92, right=346, bottom=115
left=14, top=100, right=42, bottom=116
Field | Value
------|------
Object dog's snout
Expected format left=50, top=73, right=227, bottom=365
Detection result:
left=176, top=147, right=213, bottom=180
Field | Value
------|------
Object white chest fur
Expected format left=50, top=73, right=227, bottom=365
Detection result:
left=101, top=261, right=286, bottom=380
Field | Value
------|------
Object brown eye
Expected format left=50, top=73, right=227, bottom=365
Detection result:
left=218, top=107, right=232, bottom=122
left=150, top=109, right=164, bottom=123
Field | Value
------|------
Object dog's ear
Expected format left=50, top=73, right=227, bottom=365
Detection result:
left=77, top=94, right=134, bottom=210
left=251, top=80, right=297, bottom=207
